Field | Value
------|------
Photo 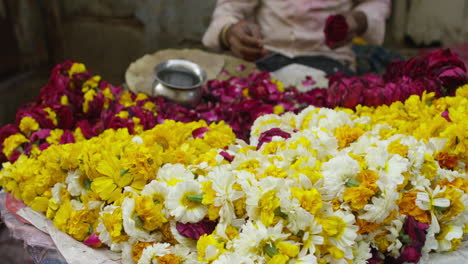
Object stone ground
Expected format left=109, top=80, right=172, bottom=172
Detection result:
left=0, top=222, right=34, bottom=264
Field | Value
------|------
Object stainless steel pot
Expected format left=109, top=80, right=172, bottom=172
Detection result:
left=152, top=59, right=207, bottom=107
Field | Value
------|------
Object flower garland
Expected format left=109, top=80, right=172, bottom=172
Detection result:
left=1, top=87, right=468, bottom=263
left=1, top=49, right=466, bottom=165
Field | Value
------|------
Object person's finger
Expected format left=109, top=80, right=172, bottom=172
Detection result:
left=238, top=45, right=263, bottom=57
left=239, top=34, right=263, bottom=48
left=248, top=23, right=263, bottom=41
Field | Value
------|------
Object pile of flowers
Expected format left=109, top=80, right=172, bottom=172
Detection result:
left=1, top=85, right=468, bottom=263
left=309, top=49, right=468, bottom=109
left=1, top=49, right=466, bottom=165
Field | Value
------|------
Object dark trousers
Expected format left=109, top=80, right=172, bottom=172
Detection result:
left=255, top=53, right=354, bottom=77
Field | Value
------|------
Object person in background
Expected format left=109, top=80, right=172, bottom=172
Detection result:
left=202, top=0, right=391, bottom=76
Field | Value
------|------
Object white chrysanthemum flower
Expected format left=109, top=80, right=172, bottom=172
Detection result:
left=131, top=136, right=144, bottom=145
left=416, top=185, right=450, bottom=212
left=324, top=210, right=358, bottom=253
left=51, top=183, right=66, bottom=204
left=353, top=241, right=372, bottom=264
left=122, top=197, right=162, bottom=242
left=65, top=170, right=87, bottom=197
left=157, top=163, right=195, bottom=186
left=437, top=225, right=463, bottom=252
left=377, top=154, right=409, bottom=190
left=297, top=107, right=354, bottom=133
left=232, top=220, right=289, bottom=258
left=96, top=205, right=123, bottom=251
left=321, top=155, right=360, bottom=200
left=165, top=180, right=207, bottom=223
left=244, top=177, right=286, bottom=222
left=277, top=187, right=312, bottom=233
left=360, top=189, right=399, bottom=223
left=384, top=216, right=404, bottom=257
left=138, top=243, right=172, bottom=264
left=169, top=221, right=197, bottom=249
left=204, top=165, right=244, bottom=238
left=436, top=167, right=464, bottom=182
left=250, top=114, right=295, bottom=146
left=212, top=252, right=256, bottom=264
left=141, top=180, right=169, bottom=214
left=299, top=217, right=323, bottom=257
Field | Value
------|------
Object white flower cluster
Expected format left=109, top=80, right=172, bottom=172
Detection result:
left=96, top=106, right=468, bottom=264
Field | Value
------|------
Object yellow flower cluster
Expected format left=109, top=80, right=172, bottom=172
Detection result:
left=0, top=120, right=235, bottom=247
left=354, top=85, right=468, bottom=164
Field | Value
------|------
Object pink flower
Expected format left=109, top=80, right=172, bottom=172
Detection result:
left=83, top=233, right=101, bottom=247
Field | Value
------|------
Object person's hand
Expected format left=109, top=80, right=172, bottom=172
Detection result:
left=225, top=21, right=266, bottom=61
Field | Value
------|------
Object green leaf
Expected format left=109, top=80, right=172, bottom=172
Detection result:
left=120, top=169, right=130, bottom=176
left=264, top=243, right=279, bottom=257
left=134, top=215, right=144, bottom=228
left=186, top=194, right=203, bottom=204
left=345, top=178, right=360, bottom=188
left=83, top=179, right=91, bottom=191
left=274, top=207, right=288, bottom=218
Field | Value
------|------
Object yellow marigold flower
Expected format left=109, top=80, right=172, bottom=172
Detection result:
left=119, top=91, right=135, bottom=107
left=196, top=234, right=224, bottom=262
left=83, top=89, right=97, bottom=113
left=102, top=87, right=114, bottom=109
left=157, top=254, right=180, bottom=264
left=132, top=242, right=154, bottom=263
left=54, top=200, right=73, bottom=231
left=259, top=190, right=280, bottom=226
left=238, top=159, right=261, bottom=174
left=204, top=121, right=236, bottom=149
left=225, top=225, right=239, bottom=240
left=273, top=105, right=285, bottom=115
left=374, top=232, right=390, bottom=252
left=43, top=107, right=58, bottom=126
left=436, top=187, right=465, bottom=221
left=291, top=187, right=322, bottom=215
left=261, top=141, right=286, bottom=155
left=320, top=216, right=346, bottom=238
left=343, top=186, right=374, bottom=211
left=234, top=196, right=247, bottom=218
left=135, top=195, right=168, bottom=231
left=46, top=129, right=64, bottom=145
left=271, top=79, right=285, bottom=92
left=335, top=125, right=365, bottom=149
left=268, top=254, right=289, bottom=264
left=68, top=209, right=99, bottom=241
left=73, top=127, right=86, bottom=142
left=242, top=88, right=250, bottom=97
left=30, top=196, right=49, bottom=212
left=68, top=63, right=86, bottom=78
left=60, top=95, right=69, bottom=105
left=263, top=165, right=288, bottom=179
left=136, top=93, right=148, bottom=101
left=102, top=207, right=128, bottom=243
left=82, top=75, right=101, bottom=93
left=421, top=153, right=438, bottom=181
left=207, top=205, right=221, bottom=221
left=388, top=139, right=408, bottom=157
left=355, top=218, right=380, bottom=234
left=399, top=191, right=431, bottom=223
left=116, top=111, right=129, bottom=119
left=19, top=116, right=39, bottom=135
left=276, top=242, right=299, bottom=258
left=2, top=134, right=28, bottom=158
left=201, top=181, right=216, bottom=205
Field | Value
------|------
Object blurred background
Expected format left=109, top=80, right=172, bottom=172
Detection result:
left=0, top=0, right=468, bottom=126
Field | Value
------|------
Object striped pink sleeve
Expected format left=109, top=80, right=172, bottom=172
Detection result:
left=202, top=0, right=260, bottom=51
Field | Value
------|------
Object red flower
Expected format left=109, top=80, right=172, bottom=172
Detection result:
left=176, top=219, right=217, bottom=240
left=324, top=15, right=349, bottom=48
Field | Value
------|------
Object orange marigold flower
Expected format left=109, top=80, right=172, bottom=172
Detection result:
left=435, top=152, right=458, bottom=170
left=399, top=191, right=431, bottom=223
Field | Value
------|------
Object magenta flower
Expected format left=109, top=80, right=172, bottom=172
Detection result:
left=176, top=219, right=217, bottom=240
left=257, top=128, right=291, bottom=150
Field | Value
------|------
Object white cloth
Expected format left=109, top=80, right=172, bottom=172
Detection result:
left=202, top=0, right=391, bottom=64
